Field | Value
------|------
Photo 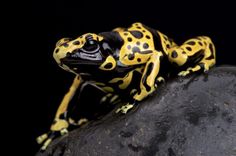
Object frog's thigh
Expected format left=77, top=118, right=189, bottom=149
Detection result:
left=168, top=36, right=216, bottom=75
left=134, top=51, right=163, bottom=101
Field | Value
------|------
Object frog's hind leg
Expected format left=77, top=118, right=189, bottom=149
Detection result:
left=168, top=36, right=216, bottom=76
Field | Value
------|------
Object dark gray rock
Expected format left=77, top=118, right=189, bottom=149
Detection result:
left=36, top=66, right=236, bottom=156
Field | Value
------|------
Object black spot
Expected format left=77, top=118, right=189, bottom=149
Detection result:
left=142, top=63, right=154, bottom=92
left=146, top=35, right=151, bottom=39
left=62, top=43, right=69, bottom=47
left=136, top=41, right=140, bottom=45
left=209, top=43, right=214, bottom=52
left=142, top=30, right=146, bottom=32
left=186, top=41, right=196, bottom=45
left=85, top=34, right=93, bottom=40
left=128, top=54, right=135, bottom=60
left=143, top=43, right=149, bottom=49
left=182, top=51, right=186, bottom=54
left=136, top=26, right=141, bottom=29
left=73, top=41, right=80, bottom=45
left=124, top=32, right=128, bottom=36
left=206, top=44, right=215, bottom=60
left=171, top=51, right=178, bottom=58
left=137, top=58, right=141, bottom=62
left=130, top=30, right=143, bottom=39
left=198, top=41, right=203, bottom=46
left=104, top=63, right=113, bottom=69
left=132, top=47, right=140, bottom=53
left=127, top=37, right=132, bottom=42
left=127, top=45, right=131, bottom=49
left=55, top=49, right=59, bottom=53
left=166, top=44, right=170, bottom=48
left=186, top=47, right=192, bottom=51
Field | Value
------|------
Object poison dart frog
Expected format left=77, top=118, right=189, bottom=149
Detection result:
left=37, top=22, right=216, bottom=151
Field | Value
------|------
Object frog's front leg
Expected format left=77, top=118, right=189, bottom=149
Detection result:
left=168, top=36, right=216, bottom=76
left=116, top=51, right=163, bottom=114
left=37, top=75, right=82, bottom=151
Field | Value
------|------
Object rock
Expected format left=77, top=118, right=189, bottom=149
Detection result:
left=36, top=66, right=236, bottom=156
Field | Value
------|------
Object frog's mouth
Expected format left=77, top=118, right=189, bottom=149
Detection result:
left=60, top=50, right=105, bottom=72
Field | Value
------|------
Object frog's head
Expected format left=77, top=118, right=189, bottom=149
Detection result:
left=53, top=33, right=114, bottom=74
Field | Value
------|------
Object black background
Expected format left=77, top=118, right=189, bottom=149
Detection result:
left=18, top=0, right=236, bottom=155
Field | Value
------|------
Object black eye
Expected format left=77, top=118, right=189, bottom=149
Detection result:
left=81, top=40, right=100, bottom=53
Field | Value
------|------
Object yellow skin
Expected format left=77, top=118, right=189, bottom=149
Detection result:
left=37, top=22, right=216, bottom=150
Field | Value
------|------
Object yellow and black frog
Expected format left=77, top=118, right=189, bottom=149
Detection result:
left=37, top=22, right=216, bottom=150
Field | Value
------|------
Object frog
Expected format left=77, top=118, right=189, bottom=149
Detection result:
left=37, top=22, right=216, bottom=151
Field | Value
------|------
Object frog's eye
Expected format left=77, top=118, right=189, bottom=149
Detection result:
left=81, top=40, right=100, bottom=53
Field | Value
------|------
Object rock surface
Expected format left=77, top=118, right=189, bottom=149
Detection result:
left=36, top=66, right=236, bottom=156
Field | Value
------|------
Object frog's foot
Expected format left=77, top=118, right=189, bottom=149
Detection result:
left=178, top=63, right=211, bottom=77
left=178, top=64, right=201, bottom=76
left=100, top=93, right=120, bottom=104
left=178, top=70, right=191, bottom=76
left=37, top=119, right=69, bottom=151
left=116, top=103, right=134, bottom=114
left=37, top=128, right=68, bottom=151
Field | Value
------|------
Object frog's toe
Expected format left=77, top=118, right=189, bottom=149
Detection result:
left=36, top=133, right=48, bottom=144
left=38, top=132, right=56, bottom=151
left=178, top=70, right=190, bottom=76
left=116, top=103, right=134, bottom=114
left=40, top=138, right=53, bottom=151
left=100, top=93, right=113, bottom=104
left=100, top=93, right=120, bottom=104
